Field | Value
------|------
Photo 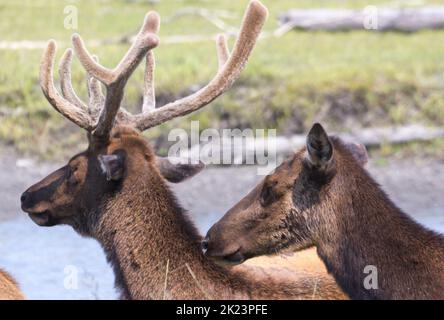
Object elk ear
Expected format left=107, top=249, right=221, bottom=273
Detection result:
left=344, top=142, right=368, bottom=166
left=156, top=157, right=205, bottom=183
left=306, top=123, right=333, bottom=169
left=98, top=154, right=125, bottom=181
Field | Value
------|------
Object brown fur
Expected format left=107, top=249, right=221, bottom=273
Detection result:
left=0, top=269, right=24, bottom=300
left=21, top=126, right=346, bottom=300
left=236, top=248, right=347, bottom=299
left=205, top=124, right=444, bottom=299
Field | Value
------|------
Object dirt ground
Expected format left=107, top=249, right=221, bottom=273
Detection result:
left=1, top=146, right=444, bottom=228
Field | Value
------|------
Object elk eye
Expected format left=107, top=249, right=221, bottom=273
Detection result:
left=67, top=167, right=78, bottom=185
left=260, top=184, right=276, bottom=207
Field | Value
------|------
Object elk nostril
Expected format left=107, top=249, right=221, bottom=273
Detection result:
left=201, top=237, right=209, bottom=252
left=20, top=192, right=28, bottom=204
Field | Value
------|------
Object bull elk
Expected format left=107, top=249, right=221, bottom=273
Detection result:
left=0, top=269, right=24, bottom=300
left=20, top=1, right=346, bottom=299
left=204, top=123, right=444, bottom=299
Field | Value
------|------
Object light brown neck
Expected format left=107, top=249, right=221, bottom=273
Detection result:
left=0, top=269, right=25, bottom=300
left=92, top=163, right=250, bottom=299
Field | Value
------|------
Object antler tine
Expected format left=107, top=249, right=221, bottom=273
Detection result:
left=87, top=55, right=105, bottom=115
left=72, top=35, right=113, bottom=85
left=86, top=56, right=133, bottom=122
left=141, top=11, right=159, bottom=113
left=72, top=11, right=159, bottom=140
left=59, top=48, right=88, bottom=111
left=72, top=12, right=160, bottom=87
left=142, top=50, right=156, bottom=113
left=59, top=51, right=129, bottom=121
left=133, top=0, right=268, bottom=131
left=216, top=34, right=230, bottom=70
left=112, top=12, right=159, bottom=83
left=40, top=40, right=94, bottom=131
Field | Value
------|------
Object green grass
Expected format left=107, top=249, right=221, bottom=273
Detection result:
left=1, top=0, right=444, bottom=157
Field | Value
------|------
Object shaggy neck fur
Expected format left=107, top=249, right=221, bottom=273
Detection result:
left=91, top=158, right=251, bottom=299
left=87, top=151, right=346, bottom=300
left=314, top=143, right=444, bottom=300
left=71, top=128, right=347, bottom=300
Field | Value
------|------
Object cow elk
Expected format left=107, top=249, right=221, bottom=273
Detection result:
left=204, top=123, right=444, bottom=299
left=20, top=1, right=346, bottom=299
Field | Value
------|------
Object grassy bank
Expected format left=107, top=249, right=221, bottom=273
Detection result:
left=1, top=0, right=444, bottom=158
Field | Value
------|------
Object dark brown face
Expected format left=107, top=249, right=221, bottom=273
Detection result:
left=21, top=149, right=125, bottom=227
left=21, top=126, right=204, bottom=232
left=203, top=123, right=368, bottom=264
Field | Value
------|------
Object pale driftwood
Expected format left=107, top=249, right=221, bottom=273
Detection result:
left=278, top=7, right=444, bottom=33
left=339, top=124, right=444, bottom=146
left=181, top=125, right=444, bottom=165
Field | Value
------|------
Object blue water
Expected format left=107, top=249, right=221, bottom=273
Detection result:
left=0, top=218, right=116, bottom=299
left=0, top=212, right=223, bottom=300
left=0, top=208, right=442, bottom=300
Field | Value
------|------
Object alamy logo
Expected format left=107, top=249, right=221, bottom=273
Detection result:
left=64, top=5, right=78, bottom=30
left=63, top=265, right=79, bottom=290
left=167, top=121, right=277, bottom=175
left=363, top=6, right=378, bottom=30
left=363, top=265, right=379, bottom=290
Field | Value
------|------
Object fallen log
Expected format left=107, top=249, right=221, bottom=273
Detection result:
left=277, top=7, right=444, bottom=33
left=179, top=125, right=444, bottom=166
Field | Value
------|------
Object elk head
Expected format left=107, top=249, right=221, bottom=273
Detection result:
left=21, top=1, right=268, bottom=233
left=203, top=123, right=368, bottom=264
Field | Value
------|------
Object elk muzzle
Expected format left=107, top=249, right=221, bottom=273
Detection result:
left=202, top=225, right=247, bottom=265
left=21, top=191, right=57, bottom=227
left=20, top=167, right=66, bottom=227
